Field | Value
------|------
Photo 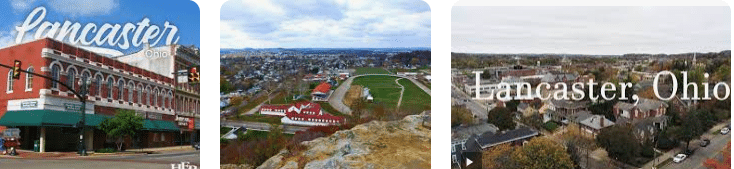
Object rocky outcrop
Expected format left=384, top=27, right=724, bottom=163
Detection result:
left=256, top=114, right=431, bottom=169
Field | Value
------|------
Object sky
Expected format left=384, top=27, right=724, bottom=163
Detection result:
left=220, top=0, right=431, bottom=49
left=452, top=6, right=730, bottom=55
left=0, top=0, right=200, bottom=55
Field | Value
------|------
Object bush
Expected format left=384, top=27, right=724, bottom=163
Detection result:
left=95, top=148, right=117, bottom=153
left=543, top=121, right=559, bottom=132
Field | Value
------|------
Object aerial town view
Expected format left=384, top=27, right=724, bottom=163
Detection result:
left=451, top=6, right=730, bottom=169
left=219, top=0, right=431, bottom=168
left=0, top=1, right=200, bottom=169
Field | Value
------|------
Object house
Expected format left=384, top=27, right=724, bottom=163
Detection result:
left=633, top=116, right=669, bottom=142
left=281, top=102, right=345, bottom=126
left=547, top=99, right=589, bottom=124
left=311, top=82, right=332, bottom=101
left=451, top=127, right=539, bottom=168
left=475, top=127, right=539, bottom=150
left=578, top=115, right=615, bottom=137
left=613, top=98, right=667, bottom=122
left=259, top=102, right=345, bottom=126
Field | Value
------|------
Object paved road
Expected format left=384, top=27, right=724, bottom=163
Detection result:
left=662, top=123, right=731, bottom=169
left=328, top=74, right=432, bottom=115
left=0, top=150, right=199, bottom=169
left=451, top=84, right=490, bottom=122
left=221, top=120, right=310, bottom=134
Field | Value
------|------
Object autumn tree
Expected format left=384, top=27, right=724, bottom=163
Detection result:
left=482, top=144, right=517, bottom=169
left=451, top=106, right=473, bottom=127
left=487, top=107, right=516, bottom=131
left=512, top=137, right=574, bottom=169
left=703, top=142, right=731, bottom=169
left=596, top=124, right=642, bottom=164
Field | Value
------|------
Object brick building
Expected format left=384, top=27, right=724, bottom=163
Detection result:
left=0, top=38, right=199, bottom=152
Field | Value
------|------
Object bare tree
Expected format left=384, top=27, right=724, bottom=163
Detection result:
left=262, top=80, right=278, bottom=104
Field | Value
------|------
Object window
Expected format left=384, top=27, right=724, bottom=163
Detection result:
left=51, top=65, right=61, bottom=89
left=7, top=70, right=14, bottom=92
left=117, top=80, right=124, bottom=100
left=128, top=83, right=134, bottom=102
left=106, top=78, right=113, bottom=98
left=67, top=69, right=76, bottom=90
left=137, top=86, right=142, bottom=104
left=25, top=67, right=33, bottom=91
left=80, top=72, right=90, bottom=89
left=94, top=75, right=102, bottom=97
left=153, top=89, right=159, bottom=107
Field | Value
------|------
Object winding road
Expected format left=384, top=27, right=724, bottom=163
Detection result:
left=328, top=74, right=431, bottom=115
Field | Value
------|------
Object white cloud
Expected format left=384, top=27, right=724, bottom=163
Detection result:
left=47, top=0, right=118, bottom=16
left=10, top=0, right=37, bottom=13
left=220, top=21, right=278, bottom=48
left=220, top=0, right=430, bottom=48
left=9, top=0, right=118, bottom=16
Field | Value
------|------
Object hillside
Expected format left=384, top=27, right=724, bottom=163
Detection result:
left=255, top=114, right=431, bottom=169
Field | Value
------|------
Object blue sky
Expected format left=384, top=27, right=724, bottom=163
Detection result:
left=0, top=0, right=199, bottom=55
left=220, top=0, right=431, bottom=49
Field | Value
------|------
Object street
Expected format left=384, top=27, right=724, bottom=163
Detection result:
left=451, top=84, right=491, bottom=122
left=221, top=120, right=310, bottom=134
left=0, top=150, right=199, bottom=169
left=663, top=125, right=730, bottom=169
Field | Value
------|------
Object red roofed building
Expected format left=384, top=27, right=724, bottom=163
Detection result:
left=311, top=82, right=332, bottom=101
left=259, top=102, right=345, bottom=126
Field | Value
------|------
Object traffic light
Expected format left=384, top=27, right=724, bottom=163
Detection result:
left=12, top=60, right=21, bottom=79
left=188, top=66, right=199, bottom=83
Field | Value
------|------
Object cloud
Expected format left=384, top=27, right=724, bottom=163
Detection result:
left=47, top=0, right=118, bottom=16
left=10, top=0, right=118, bottom=16
left=10, top=0, right=37, bottom=13
left=220, top=0, right=430, bottom=48
left=452, top=6, right=730, bottom=54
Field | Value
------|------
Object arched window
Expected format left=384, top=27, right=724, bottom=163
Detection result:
left=117, top=80, right=125, bottom=100
left=81, top=72, right=90, bottom=94
left=145, top=86, right=151, bottom=106
left=6, top=70, right=14, bottom=92
left=137, top=85, right=143, bottom=104
left=25, top=67, right=33, bottom=91
left=51, top=65, right=61, bottom=89
left=106, top=77, right=114, bottom=98
left=154, top=88, right=159, bottom=107
left=94, top=75, right=103, bottom=97
left=66, top=68, right=76, bottom=90
left=128, top=82, right=134, bottom=103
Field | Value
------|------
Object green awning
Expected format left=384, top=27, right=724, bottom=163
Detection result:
left=0, top=110, right=181, bottom=132
left=0, top=110, right=89, bottom=127
left=144, top=120, right=180, bottom=132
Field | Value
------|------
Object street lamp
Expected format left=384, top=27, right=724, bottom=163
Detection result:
left=77, top=78, right=91, bottom=156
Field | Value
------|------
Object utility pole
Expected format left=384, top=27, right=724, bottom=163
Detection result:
left=0, top=62, right=89, bottom=156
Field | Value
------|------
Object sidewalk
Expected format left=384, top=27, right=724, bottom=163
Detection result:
left=0, top=145, right=195, bottom=159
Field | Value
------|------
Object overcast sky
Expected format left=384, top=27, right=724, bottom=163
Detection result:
left=221, top=0, right=430, bottom=49
left=452, top=6, right=730, bottom=55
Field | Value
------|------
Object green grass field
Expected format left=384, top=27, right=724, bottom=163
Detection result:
left=353, top=75, right=402, bottom=108
left=397, top=78, right=431, bottom=113
left=351, top=75, right=430, bottom=113
left=354, top=67, right=390, bottom=75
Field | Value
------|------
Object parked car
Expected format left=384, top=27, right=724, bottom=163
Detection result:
left=673, top=154, right=687, bottom=163
left=721, top=127, right=730, bottom=135
left=700, top=139, right=711, bottom=147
